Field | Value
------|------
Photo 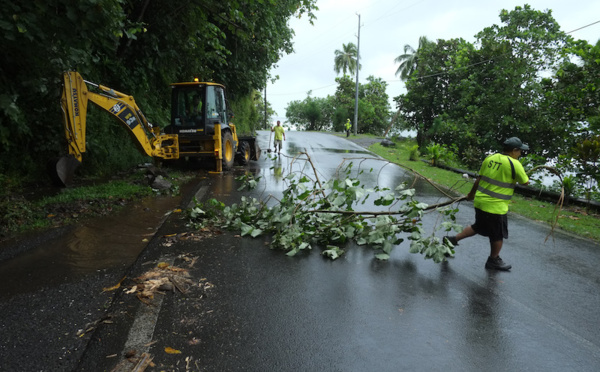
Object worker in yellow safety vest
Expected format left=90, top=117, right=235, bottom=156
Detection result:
left=345, top=119, right=351, bottom=137
left=271, top=120, right=286, bottom=154
left=444, top=137, right=530, bottom=271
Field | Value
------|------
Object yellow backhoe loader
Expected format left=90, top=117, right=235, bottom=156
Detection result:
left=51, top=71, right=260, bottom=186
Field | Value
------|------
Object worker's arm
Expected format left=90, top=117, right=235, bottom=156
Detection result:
left=466, top=176, right=480, bottom=201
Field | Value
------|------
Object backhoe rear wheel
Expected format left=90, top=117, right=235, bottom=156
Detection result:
left=221, top=131, right=235, bottom=170
left=236, top=141, right=250, bottom=166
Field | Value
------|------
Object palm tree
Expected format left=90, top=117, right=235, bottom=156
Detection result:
left=394, top=36, right=431, bottom=81
left=334, top=42, right=359, bottom=76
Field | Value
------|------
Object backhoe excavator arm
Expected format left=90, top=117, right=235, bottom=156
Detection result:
left=54, top=72, right=179, bottom=186
left=61, top=71, right=179, bottom=161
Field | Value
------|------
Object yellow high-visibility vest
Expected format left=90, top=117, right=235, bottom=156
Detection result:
left=473, top=153, right=529, bottom=214
left=273, top=126, right=285, bottom=141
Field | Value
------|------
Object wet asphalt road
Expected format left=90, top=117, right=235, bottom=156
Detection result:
left=2, top=131, right=600, bottom=371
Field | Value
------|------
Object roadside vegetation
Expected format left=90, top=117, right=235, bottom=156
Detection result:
left=0, top=168, right=191, bottom=242
left=366, top=137, right=600, bottom=242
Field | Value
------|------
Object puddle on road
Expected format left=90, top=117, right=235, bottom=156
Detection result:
left=317, top=148, right=372, bottom=155
left=0, top=183, right=195, bottom=299
left=284, top=144, right=372, bottom=156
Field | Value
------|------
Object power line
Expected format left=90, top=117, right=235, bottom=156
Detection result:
left=566, top=19, right=600, bottom=34
left=364, top=0, right=426, bottom=28
left=391, top=18, right=600, bottom=84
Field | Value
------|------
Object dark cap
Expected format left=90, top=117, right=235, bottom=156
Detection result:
left=503, top=137, right=529, bottom=151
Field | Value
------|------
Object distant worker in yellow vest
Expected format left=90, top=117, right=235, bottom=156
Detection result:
left=345, top=119, right=351, bottom=137
left=444, top=137, right=530, bottom=271
left=271, top=120, right=286, bottom=154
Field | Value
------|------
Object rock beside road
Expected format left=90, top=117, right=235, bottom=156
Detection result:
left=346, top=136, right=383, bottom=149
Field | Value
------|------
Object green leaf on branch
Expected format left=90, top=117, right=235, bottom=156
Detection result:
left=240, top=223, right=254, bottom=236
left=375, top=253, right=390, bottom=260
left=322, top=245, right=344, bottom=260
left=332, top=195, right=346, bottom=207
left=374, top=193, right=395, bottom=206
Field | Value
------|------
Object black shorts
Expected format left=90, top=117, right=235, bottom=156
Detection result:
left=471, top=208, right=508, bottom=242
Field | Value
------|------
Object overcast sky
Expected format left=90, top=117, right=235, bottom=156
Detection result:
left=265, top=0, right=600, bottom=126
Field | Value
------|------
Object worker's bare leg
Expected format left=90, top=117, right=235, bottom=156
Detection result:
left=455, top=225, right=476, bottom=242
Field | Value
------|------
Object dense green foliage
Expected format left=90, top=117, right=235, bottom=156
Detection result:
left=0, top=0, right=317, bottom=186
left=286, top=75, right=391, bottom=133
left=288, top=6, right=597, bottom=199
left=393, top=5, right=598, bottom=196
left=285, top=93, right=332, bottom=131
left=396, top=5, right=598, bottom=163
left=229, top=90, right=260, bottom=135
left=290, top=5, right=598, bottom=171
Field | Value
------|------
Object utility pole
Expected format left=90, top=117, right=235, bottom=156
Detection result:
left=264, top=85, right=267, bottom=130
left=353, top=13, right=361, bottom=135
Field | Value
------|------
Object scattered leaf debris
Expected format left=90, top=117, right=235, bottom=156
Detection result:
left=161, top=228, right=221, bottom=247
left=76, top=315, right=114, bottom=337
left=164, top=346, right=182, bottom=354
left=123, top=258, right=213, bottom=303
left=110, top=350, right=154, bottom=372
left=102, top=276, right=127, bottom=292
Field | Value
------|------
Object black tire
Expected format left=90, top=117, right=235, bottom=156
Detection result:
left=236, top=141, right=251, bottom=166
left=221, top=131, right=235, bottom=170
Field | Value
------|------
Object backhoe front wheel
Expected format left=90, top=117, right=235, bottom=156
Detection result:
left=221, top=131, right=235, bottom=170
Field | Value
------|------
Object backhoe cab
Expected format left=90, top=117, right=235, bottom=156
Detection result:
left=166, top=81, right=260, bottom=169
left=165, top=81, right=237, bottom=170
left=50, top=71, right=259, bottom=186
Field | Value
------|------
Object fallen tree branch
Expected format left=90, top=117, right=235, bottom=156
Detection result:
left=306, top=196, right=467, bottom=216
left=338, top=155, right=466, bottom=200
left=300, top=150, right=327, bottom=199
left=527, top=165, right=565, bottom=243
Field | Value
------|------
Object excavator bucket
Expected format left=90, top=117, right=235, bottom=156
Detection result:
left=48, top=155, right=81, bottom=187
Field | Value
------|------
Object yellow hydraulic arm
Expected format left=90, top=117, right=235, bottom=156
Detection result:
left=61, top=71, right=179, bottom=163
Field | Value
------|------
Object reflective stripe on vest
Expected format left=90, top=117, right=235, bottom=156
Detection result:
left=477, top=184, right=513, bottom=200
left=477, top=173, right=516, bottom=201
left=479, top=175, right=515, bottom=190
